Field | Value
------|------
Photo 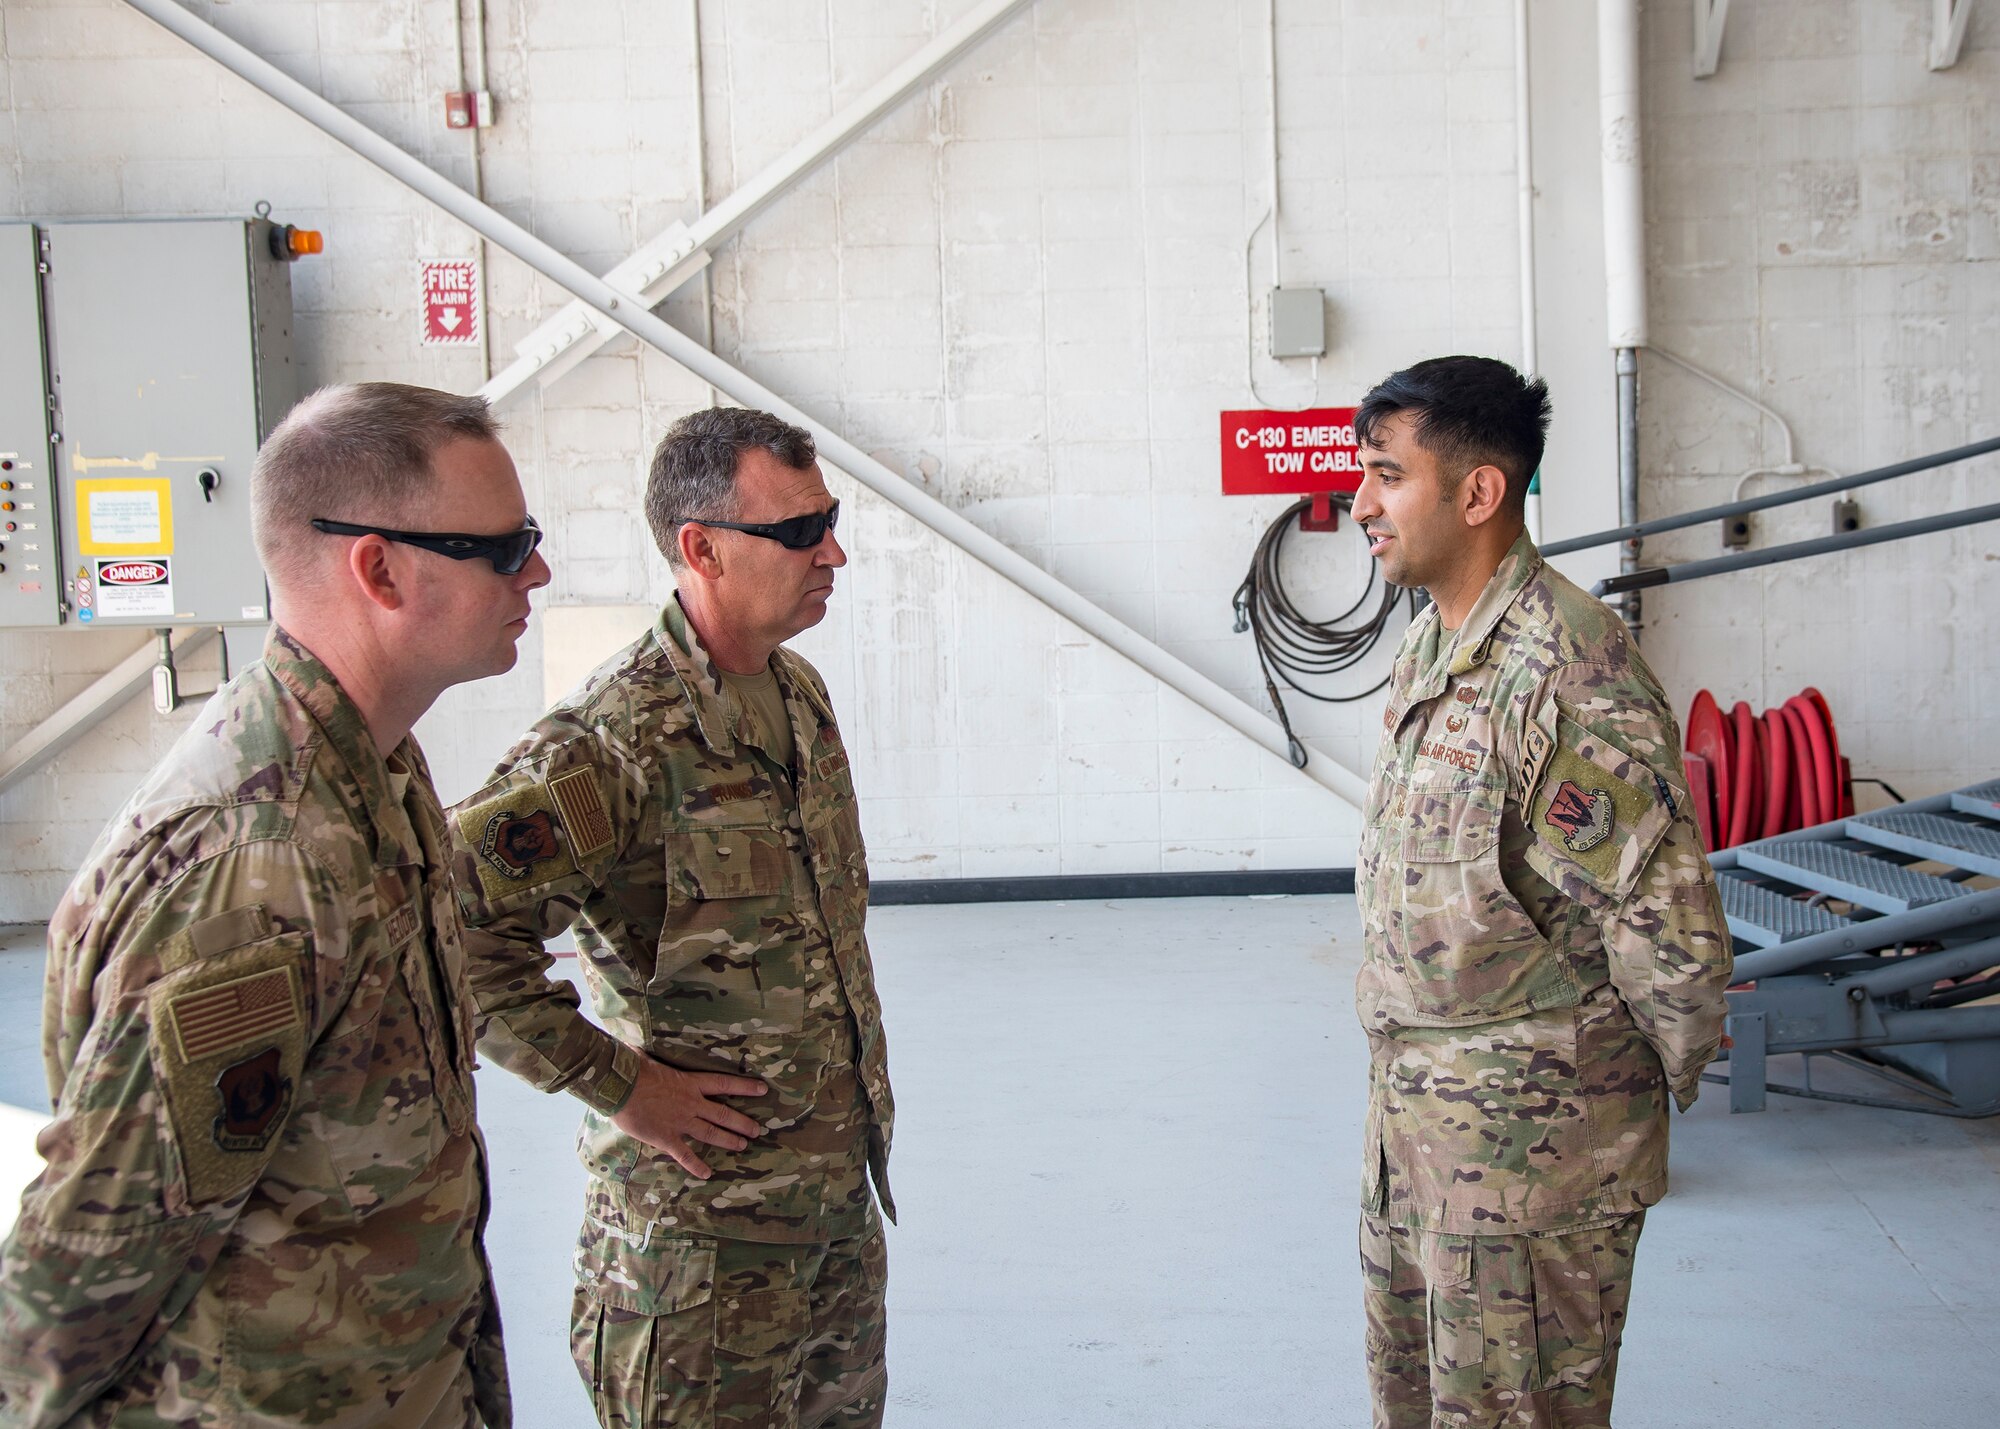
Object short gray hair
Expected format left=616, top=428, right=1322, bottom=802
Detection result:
left=645, top=406, right=817, bottom=567
left=252, top=382, right=498, bottom=585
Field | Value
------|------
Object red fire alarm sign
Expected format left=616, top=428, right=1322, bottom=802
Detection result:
left=420, top=259, right=481, bottom=346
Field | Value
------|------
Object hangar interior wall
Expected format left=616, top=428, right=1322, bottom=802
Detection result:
left=0, top=0, right=1995, bottom=921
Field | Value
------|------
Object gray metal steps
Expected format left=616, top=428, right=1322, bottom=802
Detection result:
left=1848, top=810, right=2000, bottom=879
left=1951, top=780, right=2000, bottom=820
left=1718, top=872, right=1854, bottom=947
left=1734, top=838, right=1976, bottom=915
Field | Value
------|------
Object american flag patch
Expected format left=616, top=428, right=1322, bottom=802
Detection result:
left=168, top=968, right=301, bottom=1063
left=550, top=769, right=614, bottom=857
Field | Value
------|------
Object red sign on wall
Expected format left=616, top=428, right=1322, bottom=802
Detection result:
left=420, top=259, right=481, bottom=346
left=1219, top=407, right=1364, bottom=495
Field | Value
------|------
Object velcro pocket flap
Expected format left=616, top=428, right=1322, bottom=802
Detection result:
left=673, top=825, right=792, bottom=901
left=1525, top=714, right=1673, bottom=903
left=574, top=1214, right=716, bottom=1317
left=716, top=1286, right=810, bottom=1359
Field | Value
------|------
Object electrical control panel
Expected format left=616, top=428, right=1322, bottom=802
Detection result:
left=0, top=218, right=301, bottom=630
left=0, top=225, right=59, bottom=628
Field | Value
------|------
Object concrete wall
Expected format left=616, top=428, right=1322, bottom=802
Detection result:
left=1634, top=0, right=2000, bottom=809
left=1, top=0, right=1994, bottom=920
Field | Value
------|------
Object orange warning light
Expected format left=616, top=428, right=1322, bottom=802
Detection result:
left=268, top=223, right=325, bottom=261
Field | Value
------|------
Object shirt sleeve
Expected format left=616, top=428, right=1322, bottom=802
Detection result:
left=0, top=840, right=339, bottom=1428
left=1520, top=658, right=1735, bottom=1110
left=448, top=729, right=649, bottom=1116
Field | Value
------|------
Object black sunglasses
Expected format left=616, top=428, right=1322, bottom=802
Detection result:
left=310, top=515, right=544, bottom=575
left=678, top=500, right=839, bottom=551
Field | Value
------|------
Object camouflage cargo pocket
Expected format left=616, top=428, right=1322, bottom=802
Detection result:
left=1422, top=1233, right=1485, bottom=1374
left=658, top=825, right=807, bottom=1034
left=571, top=1198, right=719, bottom=1429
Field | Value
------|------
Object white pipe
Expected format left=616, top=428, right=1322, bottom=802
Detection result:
left=1597, top=0, right=1646, bottom=350
left=1515, top=0, right=1542, bottom=543
left=1266, top=0, right=1281, bottom=285
left=117, top=0, right=1369, bottom=809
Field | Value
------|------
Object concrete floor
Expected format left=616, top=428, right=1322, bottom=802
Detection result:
left=4, top=898, right=1999, bottom=1427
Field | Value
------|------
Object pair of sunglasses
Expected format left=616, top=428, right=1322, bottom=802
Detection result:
left=678, top=500, right=839, bottom=551
left=310, top=515, right=544, bottom=575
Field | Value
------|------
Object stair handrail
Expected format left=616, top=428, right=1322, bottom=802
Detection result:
left=1594, top=499, right=2000, bottom=597
left=1544, top=433, right=2000, bottom=557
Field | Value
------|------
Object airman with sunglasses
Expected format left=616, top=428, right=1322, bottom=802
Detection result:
left=0, top=383, right=544, bottom=1427
left=447, top=406, right=893, bottom=1429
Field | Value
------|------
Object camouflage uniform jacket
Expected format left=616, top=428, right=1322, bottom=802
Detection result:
left=0, top=628, right=509, bottom=1429
left=1357, top=533, right=1732, bottom=1235
left=449, top=598, right=893, bottom=1246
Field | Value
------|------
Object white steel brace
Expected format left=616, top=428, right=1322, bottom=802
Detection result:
left=1692, top=0, right=1730, bottom=79
left=481, top=0, right=1037, bottom=408
left=118, top=0, right=1370, bottom=809
left=0, top=628, right=216, bottom=798
left=1931, top=0, right=1975, bottom=70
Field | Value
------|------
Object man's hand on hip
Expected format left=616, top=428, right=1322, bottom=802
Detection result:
left=610, top=1057, right=768, bottom=1179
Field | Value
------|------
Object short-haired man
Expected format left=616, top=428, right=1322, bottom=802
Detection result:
left=449, top=406, right=892, bottom=1428
left=0, top=383, right=547, bottom=1427
left=1349, top=356, right=1732, bottom=1427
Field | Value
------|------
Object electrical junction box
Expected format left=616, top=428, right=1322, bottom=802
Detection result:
left=1269, top=285, right=1326, bottom=359
left=0, top=218, right=302, bottom=631
left=0, top=224, right=59, bottom=628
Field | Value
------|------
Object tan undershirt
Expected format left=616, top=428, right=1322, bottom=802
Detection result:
left=721, top=664, right=796, bottom=774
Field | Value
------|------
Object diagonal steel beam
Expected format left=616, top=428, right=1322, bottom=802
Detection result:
left=121, top=0, right=1369, bottom=808
left=484, top=0, right=1039, bottom=406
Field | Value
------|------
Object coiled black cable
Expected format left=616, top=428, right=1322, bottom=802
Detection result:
left=1231, top=493, right=1416, bottom=767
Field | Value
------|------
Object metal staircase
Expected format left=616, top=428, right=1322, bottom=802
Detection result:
left=1710, top=779, right=2000, bottom=1116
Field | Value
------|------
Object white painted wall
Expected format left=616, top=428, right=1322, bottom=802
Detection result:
left=1, top=0, right=1995, bottom=921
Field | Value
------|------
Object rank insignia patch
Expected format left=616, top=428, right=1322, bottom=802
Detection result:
left=1544, top=778, right=1614, bottom=853
left=480, top=808, right=561, bottom=879
left=213, top=1046, right=293, bottom=1152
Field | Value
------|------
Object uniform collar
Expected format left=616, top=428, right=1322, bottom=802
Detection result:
left=1398, top=531, right=1544, bottom=704
left=659, top=594, right=763, bottom=756
left=263, top=625, right=429, bottom=869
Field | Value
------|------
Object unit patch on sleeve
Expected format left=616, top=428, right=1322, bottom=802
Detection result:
left=1544, top=778, right=1614, bottom=853
left=1527, top=717, right=1672, bottom=898
left=480, top=808, right=561, bottom=878
left=212, top=1046, right=294, bottom=1152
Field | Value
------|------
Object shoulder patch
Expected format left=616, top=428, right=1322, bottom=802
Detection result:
left=454, top=772, right=590, bottom=903
left=550, top=767, right=615, bottom=858
left=1526, top=718, right=1672, bottom=898
left=147, top=934, right=308, bottom=1205
left=167, top=966, right=301, bottom=1063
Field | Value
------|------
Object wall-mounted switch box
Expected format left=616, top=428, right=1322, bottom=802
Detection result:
left=1270, top=286, right=1326, bottom=359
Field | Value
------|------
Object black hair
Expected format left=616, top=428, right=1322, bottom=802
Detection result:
left=1354, top=356, right=1551, bottom=512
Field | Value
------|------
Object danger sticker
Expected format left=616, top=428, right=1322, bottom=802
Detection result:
left=94, top=557, right=173, bottom=617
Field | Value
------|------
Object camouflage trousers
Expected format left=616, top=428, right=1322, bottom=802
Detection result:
left=570, top=1186, right=887, bottom=1429
left=1360, top=1211, right=1644, bottom=1429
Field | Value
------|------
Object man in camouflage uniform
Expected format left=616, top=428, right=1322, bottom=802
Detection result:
left=1349, top=356, right=1733, bottom=1428
left=0, top=383, right=550, bottom=1427
left=448, top=407, right=891, bottom=1429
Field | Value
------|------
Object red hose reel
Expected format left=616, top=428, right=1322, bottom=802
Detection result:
left=1684, top=687, right=1852, bottom=852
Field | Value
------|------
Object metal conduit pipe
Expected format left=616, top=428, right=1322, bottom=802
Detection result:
left=119, top=0, right=1371, bottom=810
left=1544, top=432, right=2000, bottom=557
left=1599, top=0, right=1646, bottom=629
